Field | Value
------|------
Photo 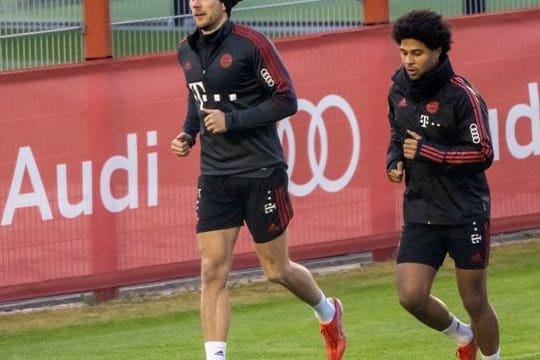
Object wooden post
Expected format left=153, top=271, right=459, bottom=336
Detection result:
left=83, top=0, right=112, bottom=60
left=87, top=71, right=119, bottom=303
left=364, top=0, right=389, bottom=25
left=85, top=0, right=116, bottom=303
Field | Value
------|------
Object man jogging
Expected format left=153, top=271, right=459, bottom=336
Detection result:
left=171, top=1, right=346, bottom=359
left=386, top=9, right=500, bottom=360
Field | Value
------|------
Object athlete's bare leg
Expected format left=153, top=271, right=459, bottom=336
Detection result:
left=198, top=227, right=240, bottom=341
left=456, top=268, right=500, bottom=355
left=255, top=231, right=322, bottom=306
left=396, top=263, right=453, bottom=330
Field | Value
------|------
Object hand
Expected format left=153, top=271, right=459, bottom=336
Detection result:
left=171, top=132, right=193, bottom=157
left=403, top=130, right=422, bottom=160
left=387, top=161, right=404, bottom=183
left=202, top=107, right=227, bottom=133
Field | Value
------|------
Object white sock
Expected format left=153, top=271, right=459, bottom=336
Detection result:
left=205, top=341, right=227, bottom=360
left=442, top=314, right=473, bottom=346
left=481, top=347, right=501, bottom=360
left=312, top=290, right=335, bottom=324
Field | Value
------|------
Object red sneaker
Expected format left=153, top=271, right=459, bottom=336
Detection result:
left=456, top=339, right=478, bottom=360
left=320, top=298, right=346, bottom=360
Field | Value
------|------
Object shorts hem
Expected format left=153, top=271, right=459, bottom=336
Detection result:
left=196, top=223, right=244, bottom=234
left=253, top=228, right=286, bottom=244
left=396, top=258, right=442, bottom=270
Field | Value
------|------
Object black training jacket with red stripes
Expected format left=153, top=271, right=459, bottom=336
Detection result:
left=386, top=57, right=494, bottom=225
left=177, top=20, right=297, bottom=176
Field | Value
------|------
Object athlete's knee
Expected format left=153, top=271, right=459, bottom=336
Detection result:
left=461, top=293, right=489, bottom=319
left=263, top=262, right=293, bottom=285
left=398, top=288, right=429, bottom=314
left=265, top=268, right=287, bottom=285
left=200, top=257, right=230, bottom=286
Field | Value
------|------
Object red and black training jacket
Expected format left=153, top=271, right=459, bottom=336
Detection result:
left=386, top=57, right=494, bottom=225
left=177, top=20, right=297, bottom=176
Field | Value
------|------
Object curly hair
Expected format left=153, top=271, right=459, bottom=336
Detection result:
left=392, top=10, right=452, bottom=56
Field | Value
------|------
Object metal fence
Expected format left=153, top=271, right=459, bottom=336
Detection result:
left=110, top=0, right=363, bottom=57
left=0, top=0, right=83, bottom=71
left=1, top=0, right=540, bottom=72
left=390, top=0, right=540, bottom=17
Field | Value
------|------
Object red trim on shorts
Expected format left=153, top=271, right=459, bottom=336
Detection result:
left=275, top=186, right=291, bottom=228
left=484, top=221, right=491, bottom=266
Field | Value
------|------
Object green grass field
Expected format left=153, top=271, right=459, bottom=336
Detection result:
left=1, top=239, right=539, bottom=359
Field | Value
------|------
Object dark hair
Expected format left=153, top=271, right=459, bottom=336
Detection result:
left=392, top=9, right=452, bottom=56
left=220, top=0, right=242, bottom=17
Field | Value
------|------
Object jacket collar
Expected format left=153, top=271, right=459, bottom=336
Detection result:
left=187, top=20, right=234, bottom=51
left=392, top=56, right=455, bottom=103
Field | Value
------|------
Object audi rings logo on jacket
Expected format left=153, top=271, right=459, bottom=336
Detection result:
left=470, top=123, right=481, bottom=144
left=278, top=95, right=361, bottom=197
left=260, top=68, right=275, bottom=87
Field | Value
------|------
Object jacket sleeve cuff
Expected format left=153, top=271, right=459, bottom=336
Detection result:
left=225, top=112, right=236, bottom=132
left=415, top=139, right=426, bottom=160
left=180, top=132, right=196, bottom=147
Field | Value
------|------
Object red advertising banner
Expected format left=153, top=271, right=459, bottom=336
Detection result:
left=1, top=9, right=539, bottom=302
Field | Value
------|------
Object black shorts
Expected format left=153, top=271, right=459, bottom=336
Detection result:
left=195, top=168, right=294, bottom=243
left=396, top=220, right=491, bottom=270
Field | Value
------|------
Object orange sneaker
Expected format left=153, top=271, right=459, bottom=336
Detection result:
left=456, top=339, right=478, bottom=360
left=320, top=298, right=346, bottom=360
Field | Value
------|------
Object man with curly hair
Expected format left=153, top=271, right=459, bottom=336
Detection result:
left=386, top=9, right=500, bottom=360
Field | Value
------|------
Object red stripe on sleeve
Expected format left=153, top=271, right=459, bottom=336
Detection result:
left=451, top=77, right=490, bottom=141
left=233, top=24, right=291, bottom=94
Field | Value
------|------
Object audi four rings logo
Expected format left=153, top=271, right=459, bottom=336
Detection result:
left=260, top=68, right=275, bottom=87
left=470, top=124, right=481, bottom=144
left=278, top=95, right=361, bottom=197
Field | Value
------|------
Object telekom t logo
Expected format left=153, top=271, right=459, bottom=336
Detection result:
left=189, top=81, right=207, bottom=109
left=419, top=114, right=430, bottom=128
